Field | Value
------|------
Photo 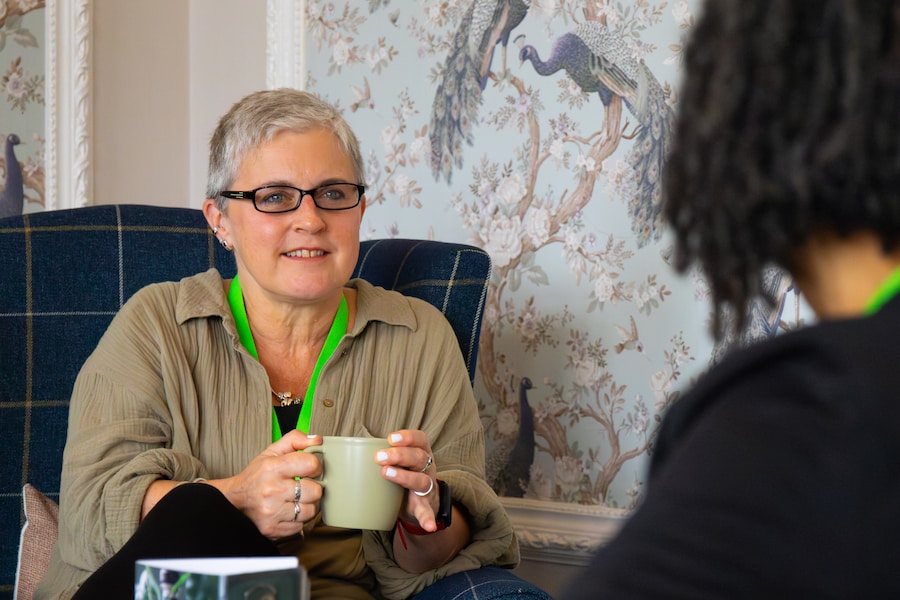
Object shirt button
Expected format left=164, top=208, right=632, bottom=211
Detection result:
left=323, top=398, right=335, bottom=408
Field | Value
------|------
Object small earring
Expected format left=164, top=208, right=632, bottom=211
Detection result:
left=220, top=238, right=232, bottom=251
left=211, top=226, right=219, bottom=234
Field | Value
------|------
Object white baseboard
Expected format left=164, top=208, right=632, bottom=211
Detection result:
left=501, top=497, right=629, bottom=566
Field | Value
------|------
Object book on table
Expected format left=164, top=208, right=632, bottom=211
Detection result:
left=134, top=556, right=309, bottom=600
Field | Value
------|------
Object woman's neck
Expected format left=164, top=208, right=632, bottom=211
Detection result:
left=229, top=280, right=357, bottom=401
left=792, top=230, right=900, bottom=320
left=244, top=290, right=343, bottom=351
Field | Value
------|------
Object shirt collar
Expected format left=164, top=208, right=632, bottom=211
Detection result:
left=173, top=269, right=418, bottom=335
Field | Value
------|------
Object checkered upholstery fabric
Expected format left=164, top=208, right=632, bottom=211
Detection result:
left=0, top=204, right=499, bottom=599
left=0, top=205, right=237, bottom=598
left=352, top=238, right=490, bottom=384
left=411, top=566, right=552, bottom=600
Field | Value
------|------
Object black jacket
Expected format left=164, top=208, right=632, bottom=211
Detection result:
left=564, top=297, right=900, bottom=598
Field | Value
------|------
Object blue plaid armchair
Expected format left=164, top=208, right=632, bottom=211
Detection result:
left=0, top=205, right=550, bottom=599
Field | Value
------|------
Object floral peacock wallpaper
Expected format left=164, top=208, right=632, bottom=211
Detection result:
left=2, top=0, right=811, bottom=515
left=0, top=0, right=45, bottom=218
left=303, top=0, right=722, bottom=510
left=299, top=0, right=814, bottom=511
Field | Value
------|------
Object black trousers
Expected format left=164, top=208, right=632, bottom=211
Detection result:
left=73, top=483, right=280, bottom=598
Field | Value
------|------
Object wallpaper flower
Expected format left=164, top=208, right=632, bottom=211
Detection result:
left=305, top=0, right=809, bottom=509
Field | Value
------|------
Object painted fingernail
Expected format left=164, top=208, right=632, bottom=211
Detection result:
left=307, top=434, right=318, bottom=439
left=390, top=433, right=402, bottom=443
left=385, top=467, right=398, bottom=478
left=376, top=451, right=389, bottom=462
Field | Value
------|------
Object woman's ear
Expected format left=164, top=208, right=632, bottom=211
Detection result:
left=204, top=199, right=236, bottom=251
left=202, top=198, right=225, bottom=234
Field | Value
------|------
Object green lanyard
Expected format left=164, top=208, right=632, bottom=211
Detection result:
left=227, top=275, right=348, bottom=440
left=864, top=264, right=900, bottom=316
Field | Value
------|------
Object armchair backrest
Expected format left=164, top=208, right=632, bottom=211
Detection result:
left=352, top=238, right=490, bottom=383
left=0, top=204, right=490, bottom=598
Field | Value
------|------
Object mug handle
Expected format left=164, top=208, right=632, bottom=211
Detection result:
left=302, top=445, right=326, bottom=488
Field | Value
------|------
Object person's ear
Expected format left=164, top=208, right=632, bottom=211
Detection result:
left=203, top=198, right=234, bottom=251
left=202, top=198, right=225, bottom=234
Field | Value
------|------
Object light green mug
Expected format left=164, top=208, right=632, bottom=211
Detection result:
left=304, top=436, right=404, bottom=531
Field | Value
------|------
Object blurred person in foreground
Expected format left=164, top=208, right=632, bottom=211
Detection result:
left=564, top=1, right=900, bottom=597
left=36, top=89, right=517, bottom=600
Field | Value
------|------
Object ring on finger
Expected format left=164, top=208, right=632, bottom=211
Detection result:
left=292, top=481, right=302, bottom=521
left=414, top=477, right=435, bottom=497
left=419, top=454, right=434, bottom=473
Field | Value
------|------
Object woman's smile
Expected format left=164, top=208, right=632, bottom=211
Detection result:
left=284, top=248, right=326, bottom=258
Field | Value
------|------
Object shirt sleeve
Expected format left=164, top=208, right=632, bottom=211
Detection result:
left=357, top=301, right=519, bottom=599
left=55, top=285, right=209, bottom=571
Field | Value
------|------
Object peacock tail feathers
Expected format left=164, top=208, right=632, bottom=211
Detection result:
left=429, top=0, right=530, bottom=184
left=573, top=22, right=674, bottom=247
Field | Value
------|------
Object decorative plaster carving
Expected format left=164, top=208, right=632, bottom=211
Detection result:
left=45, top=0, right=92, bottom=210
left=266, top=0, right=305, bottom=90
left=502, top=497, right=628, bottom=565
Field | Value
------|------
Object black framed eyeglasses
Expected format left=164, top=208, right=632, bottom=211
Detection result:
left=220, top=183, right=365, bottom=213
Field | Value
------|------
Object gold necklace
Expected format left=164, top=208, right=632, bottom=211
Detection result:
left=272, top=391, right=303, bottom=407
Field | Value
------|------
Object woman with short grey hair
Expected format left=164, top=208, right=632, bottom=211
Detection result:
left=38, top=88, right=518, bottom=600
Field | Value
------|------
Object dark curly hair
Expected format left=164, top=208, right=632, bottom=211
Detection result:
left=663, top=0, right=900, bottom=339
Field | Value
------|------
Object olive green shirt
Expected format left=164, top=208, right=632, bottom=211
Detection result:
left=36, top=269, right=518, bottom=600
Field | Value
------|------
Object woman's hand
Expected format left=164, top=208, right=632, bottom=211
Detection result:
left=376, top=429, right=471, bottom=573
left=375, top=429, right=440, bottom=531
left=211, top=430, right=324, bottom=540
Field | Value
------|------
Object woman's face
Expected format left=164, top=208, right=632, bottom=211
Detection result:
left=209, top=127, right=365, bottom=307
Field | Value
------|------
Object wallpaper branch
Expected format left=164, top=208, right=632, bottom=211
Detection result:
left=269, top=0, right=811, bottom=557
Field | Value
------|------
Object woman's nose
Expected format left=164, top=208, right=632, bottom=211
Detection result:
left=291, top=192, right=326, bottom=231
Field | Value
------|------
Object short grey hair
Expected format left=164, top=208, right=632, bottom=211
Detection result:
left=206, top=88, right=365, bottom=210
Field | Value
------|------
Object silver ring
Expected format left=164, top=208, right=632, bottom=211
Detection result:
left=292, top=482, right=301, bottom=521
left=419, top=454, right=433, bottom=473
left=414, top=477, right=435, bottom=497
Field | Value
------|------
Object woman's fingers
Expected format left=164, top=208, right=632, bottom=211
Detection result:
left=256, top=477, right=324, bottom=539
left=228, top=431, right=326, bottom=539
left=377, top=430, right=440, bottom=527
left=388, top=430, right=429, bottom=452
left=286, top=477, right=322, bottom=522
left=380, top=466, right=439, bottom=530
left=381, top=465, right=434, bottom=495
left=266, top=430, right=324, bottom=457
left=378, top=430, right=435, bottom=473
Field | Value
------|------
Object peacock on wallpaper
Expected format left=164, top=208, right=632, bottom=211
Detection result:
left=303, top=0, right=810, bottom=510
left=0, top=0, right=44, bottom=219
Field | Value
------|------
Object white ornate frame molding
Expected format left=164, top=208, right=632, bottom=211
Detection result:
left=266, top=0, right=306, bottom=90
left=44, top=0, right=92, bottom=210
left=502, top=498, right=627, bottom=565
left=264, top=0, right=632, bottom=566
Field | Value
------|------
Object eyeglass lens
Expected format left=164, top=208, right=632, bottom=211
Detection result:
left=254, top=184, right=360, bottom=212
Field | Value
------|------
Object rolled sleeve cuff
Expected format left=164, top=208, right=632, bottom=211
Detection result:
left=361, top=471, right=520, bottom=600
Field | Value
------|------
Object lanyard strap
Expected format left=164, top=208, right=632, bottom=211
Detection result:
left=865, top=263, right=900, bottom=316
left=227, top=275, right=348, bottom=440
